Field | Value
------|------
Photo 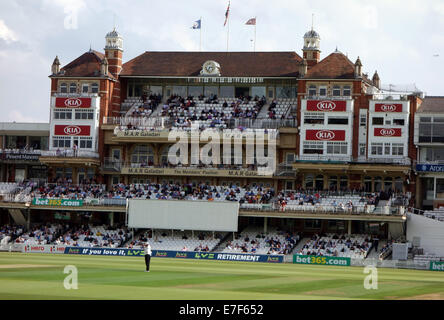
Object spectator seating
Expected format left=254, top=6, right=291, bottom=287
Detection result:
left=127, top=229, right=222, bottom=252
left=220, top=226, right=300, bottom=255
left=423, top=209, right=444, bottom=222
left=413, top=253, right=444, bottom=264
left=297, top=233, right=373, bottom=259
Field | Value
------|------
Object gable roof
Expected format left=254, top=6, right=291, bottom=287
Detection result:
left=120, top=51, right=303, bottom=77
left=304, top=51, right=356, bottom=79
left=417, top=96, right=444, bottom=113
left=56, top=50, right=111, bottom=78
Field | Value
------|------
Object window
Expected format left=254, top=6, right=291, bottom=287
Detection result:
left=392, top=143, right=404, bottom=156
left=73, top=137, right=93, bottom=149
left=305, top=174, right=314, bottom=189
left=285, top=153, right=295, bottom=163
left=131, top=145, right=154, bottom=165
left=332, top=85, right=341, bottom=97
left=326, top=142, right=348, bottom=155
left=82, top=83, right=89, bottom=93
left=328, top=117, right=348, bottom=125
left=319, top=86, right=327, bottom=97
left=53, top=136, right=71, bottom=148
left=359, top=143, right=366, bottom=156
left=304, top=113, right=324, bottom=124
left=371, top=143, right=383, bottom=155
left=360, top=114, right=367, bottom=126
left=60, top=83, right=67, bottom=93
left=343, top=85, right=351, bottom=96
left=393, top=119, right=405, bottom=126
left=54, top=109, right=72, bottom=120
left=69, top=83, right=77, bottom=93
left=91, top=83, right=99, bottom=93
left=372, top=117, right=384, bottom=125
left=308, top=85, right=316, bottom=97
left=75, top=110, right=94, bottom=120
left=384, top=143, right=391, bottom=155
left=303, top=141, right=323, bottom=154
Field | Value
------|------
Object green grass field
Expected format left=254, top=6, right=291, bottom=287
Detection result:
left=0, top=252, right=443, bottom=300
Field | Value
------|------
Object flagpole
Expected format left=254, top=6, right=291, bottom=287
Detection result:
left=200, top=17, right=202, bottom=51
left=254, top=17, right=256, bottom=52
left=227, top=11, right=230, bottom=52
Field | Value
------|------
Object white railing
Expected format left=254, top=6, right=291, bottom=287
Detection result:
left=364, top=157, right=411, bottom=165
left=296, top=155, right=352, bottom=162
left=52, top=93, right=99, bottom=98
left=41, top=150, right=99, bottom=158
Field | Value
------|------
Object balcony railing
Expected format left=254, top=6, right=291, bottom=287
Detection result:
left=41, top=150, right=100, bottom=158
left=294, top=155, right=412, bottom=165
left=295, top=155, right=353, bottom=162
left=103, top=116, right=297, bottom=130
left=52, top=93, right=99, bottom=98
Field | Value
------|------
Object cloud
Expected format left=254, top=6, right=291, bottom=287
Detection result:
left=0, top=19, right=17, bottom=43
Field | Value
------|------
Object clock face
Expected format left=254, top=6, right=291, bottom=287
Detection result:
left=205, top=63, right=214, bottom=73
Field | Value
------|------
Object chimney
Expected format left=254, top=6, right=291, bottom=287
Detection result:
left=354, top=56, right=362, bottom=78
left=51, top=56, right=60, bottom=75
left=372, top=70, right=380, bottom=89
left=299, top=58, right=308, bottom=77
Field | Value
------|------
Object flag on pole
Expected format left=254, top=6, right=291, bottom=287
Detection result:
left=245, top=17, right=256, bottom=25
left=191, top=19, right=201, bottom=29
left=224, top=1, right=230, bottom=26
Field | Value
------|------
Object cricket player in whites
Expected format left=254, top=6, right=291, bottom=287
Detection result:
left=144, top=242, right=152, bottom=272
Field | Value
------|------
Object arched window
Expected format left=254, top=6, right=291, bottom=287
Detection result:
left=394, top=177, right=403, bottom=193
left=69, top=83, right=77, bottom=93
left=315, top=175, right=324, bottom=190
left=374, top=176, right=382, bottom=192
left=328, top=176, right=338, bottom=191
left=384, top=177, right=393, bottom=192
left=364, top=176, right=372, bottom=192
left=305, top=174, right=314, bottom=190
left=60, top=83, right=67, bottom=93
left=131, top=145, right=154, bottom=166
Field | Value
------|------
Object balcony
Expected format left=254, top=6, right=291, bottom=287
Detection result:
left=39, top=150, right=101, bottom=166
left=295, top=155, right=352, bottom=163
left=356, top=157, right=411, bottom=166
left=104, top=162, right=275, bottom=178
left=52, top=93, right=99, bottom=98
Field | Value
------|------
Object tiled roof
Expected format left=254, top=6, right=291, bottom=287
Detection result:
left=56, top=50, right=112, bottom=78
left=417, top=96, right=444, bottom=113
left=120, top=51, right=303, bottom=77
left=304, top=51, right=356, bottom=79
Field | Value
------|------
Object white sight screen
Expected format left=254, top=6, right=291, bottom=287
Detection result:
left=127, top=199, right=239, bottom=232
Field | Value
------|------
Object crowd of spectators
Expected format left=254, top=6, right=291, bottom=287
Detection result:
left=298, top=233, right=373, bottom=259
left=129, top=93, right=162, bottom=118
left=104, top=182, right=275, bottom=204
left=158, top=95, right=267, bottom=129
left=224, top=228, right=301, bottom=255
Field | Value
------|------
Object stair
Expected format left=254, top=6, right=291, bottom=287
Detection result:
left=8, top=209, right=27, bottom=225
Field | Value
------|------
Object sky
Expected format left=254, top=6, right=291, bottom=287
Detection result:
left=0, top=0, right=443, bottom=123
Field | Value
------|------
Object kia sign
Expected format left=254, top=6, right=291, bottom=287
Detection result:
left=375, top=103, right=402, bottom=113
left=374, top=128, right=402, bottom=137
left=54, top=125, right=90, bottom=136
left=306, top=100, right=347, bottom=112
left=306, top=129, right=346, bottom=141
left=55, top=97, right=91, bottom=108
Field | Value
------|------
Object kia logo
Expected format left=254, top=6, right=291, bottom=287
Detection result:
left=379, top=128, right=395, bottom=136
left=64, top=98, right=82, bottom=107
left=63, top=126, right=82, bottom=135
left=315, top=130, right=335, bottom=140
left=317, top=101, right=336, bottom=111
left=380, top=104, right=397, bottom=112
